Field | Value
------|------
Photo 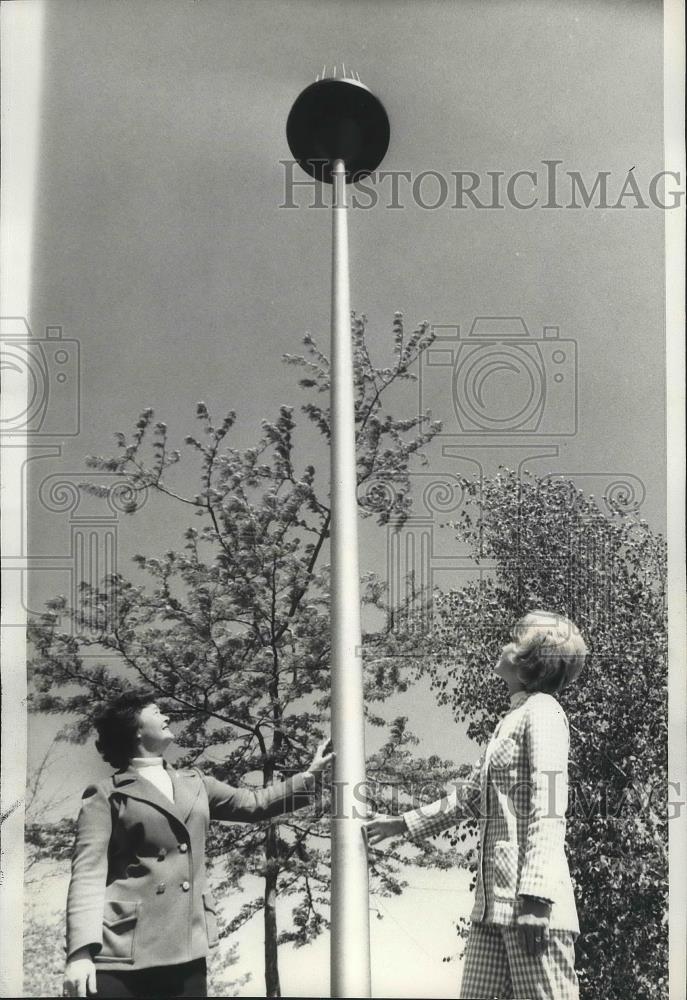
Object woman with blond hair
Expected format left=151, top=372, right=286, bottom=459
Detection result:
left=367, top=610, right=588, bottom=1000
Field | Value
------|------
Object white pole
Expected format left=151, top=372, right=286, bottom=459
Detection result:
left=0, top=5, right=45, bottom=997
left=329, top=158, right=371, bottom=999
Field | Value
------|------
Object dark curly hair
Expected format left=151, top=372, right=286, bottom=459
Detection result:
left=94, top=690, right=157, bottom=770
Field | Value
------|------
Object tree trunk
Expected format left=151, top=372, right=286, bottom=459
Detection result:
left=265, top=570, right=284, bottom=998
left=264, top=823, right=281, bottom=997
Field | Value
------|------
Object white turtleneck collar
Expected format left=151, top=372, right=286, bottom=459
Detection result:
left=130, top=757, right=174, bottom=801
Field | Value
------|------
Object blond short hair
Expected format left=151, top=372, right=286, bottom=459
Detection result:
left=511, top=610, right=588, bottom=694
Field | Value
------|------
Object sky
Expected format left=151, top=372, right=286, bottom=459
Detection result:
left=16, top=0, right=667, bottom=995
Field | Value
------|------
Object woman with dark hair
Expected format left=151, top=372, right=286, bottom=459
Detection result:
left=63, top=690, right=333, bottom=998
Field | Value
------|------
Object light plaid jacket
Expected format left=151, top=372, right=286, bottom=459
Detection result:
left=404, top=691, right=579, bottom=932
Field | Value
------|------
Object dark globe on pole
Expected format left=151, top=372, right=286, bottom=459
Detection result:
left=286, top=76, right=390, bottom=184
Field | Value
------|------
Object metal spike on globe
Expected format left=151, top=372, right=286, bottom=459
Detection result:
left=287, top=67, right=389, bottom=184
left=287, top=71, right=390, bottom=999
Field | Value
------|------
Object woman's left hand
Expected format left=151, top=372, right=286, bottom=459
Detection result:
left=307, top=738, right=335, bottom=776
left=516, top=896, right=551, bottom=956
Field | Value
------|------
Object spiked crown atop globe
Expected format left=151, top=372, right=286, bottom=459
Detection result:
left=286, top=66, right=390, bottom=184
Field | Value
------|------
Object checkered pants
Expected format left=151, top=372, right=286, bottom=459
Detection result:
left=459, top=922, right=579, bottom=999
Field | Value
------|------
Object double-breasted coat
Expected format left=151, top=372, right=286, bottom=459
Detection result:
left=66, top=764, right=313, bottom=971
left=404, top=691, right=579, bottom=932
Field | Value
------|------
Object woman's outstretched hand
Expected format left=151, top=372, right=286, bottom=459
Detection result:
left=63, top=948, right=97, bottom=996
left=307, top=738, right=335, bottom=776
left=365, top=815, right=406, bottom=845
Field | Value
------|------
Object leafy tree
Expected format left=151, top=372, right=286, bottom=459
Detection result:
left=23, top=742, right=77, bottom=999
left=28, top=314, right=468, bottom=997
left=405, top=469, right=668, bottom=999
left=24, top=740, right=75, bottom=881
left=23, top=896, right=67, bottom=1000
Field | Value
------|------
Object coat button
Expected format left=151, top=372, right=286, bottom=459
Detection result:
left=181, top=881, right=190, bottom=891
left=178, top=843, right=188, bottom=854
left=156, top=882, right=166, bottom=894
left=158, top=849, right=167, bottom=860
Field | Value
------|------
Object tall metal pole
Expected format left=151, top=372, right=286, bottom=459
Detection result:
left=286, top=75, right=389, bottom=999
left=329, top=158, right=371, bottom=999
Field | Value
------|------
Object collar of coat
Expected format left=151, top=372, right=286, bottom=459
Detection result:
left=508, top=690, right=532, bottom=711
left=111, top=762, right=202, bottom=827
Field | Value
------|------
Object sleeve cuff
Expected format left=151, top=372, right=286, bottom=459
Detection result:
left=66, top=936, right=101, bottom=961
left=518, top=875, right=557, bottom=901
left=402, top=795, right=457, bottom=841
left=403, top=808, right=427, bottom=841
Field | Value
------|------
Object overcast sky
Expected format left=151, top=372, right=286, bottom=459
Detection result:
left=22, top=0, right=665, bottom=994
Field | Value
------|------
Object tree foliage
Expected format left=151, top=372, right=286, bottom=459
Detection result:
left=28, top=314, right=469, bottom=997
left=23, top=897, right=67, bottom=1000
left=409, top=469, right=668, bottom=999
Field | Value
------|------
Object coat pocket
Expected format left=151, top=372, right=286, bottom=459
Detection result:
left=492, top=841, right=519, bottom=899
left=203, top=891, right=219, bottom=949
left=489, top=736, right=517, bottom=771
left=101, top=900, right=140, bottom=963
